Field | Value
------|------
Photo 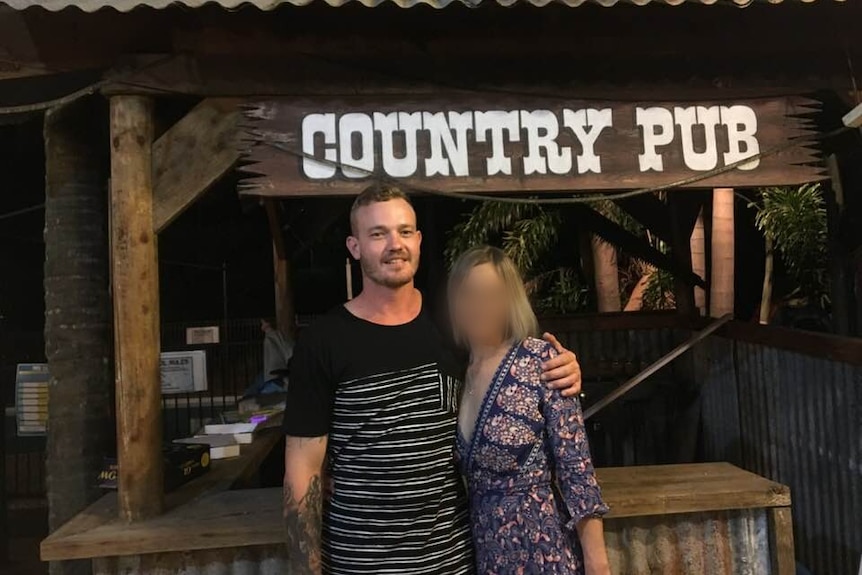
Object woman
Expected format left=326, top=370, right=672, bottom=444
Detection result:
left=449, top=246, right=611, bottom=575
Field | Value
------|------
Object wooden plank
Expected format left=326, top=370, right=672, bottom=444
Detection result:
left=42, top=462, right=789, bottom=561
left=239, top=95, right=824, bottom=198
left=109, top=95, right=162, bottom=522
left=41, top=429, right=282, bottom=561
left=152, top=98, right=240, bottom=233
left=768, top=507, right=796, bottom=575
left=693, top=319, right=862, bottom=367
left=598, top=463, right=791, bottom=518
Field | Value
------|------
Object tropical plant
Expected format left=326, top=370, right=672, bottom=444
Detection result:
left=445, top=196, right=680, bottom=315
left=444, top=201, right=587, bottom=314
left=749, top=183, right=829, bottom=323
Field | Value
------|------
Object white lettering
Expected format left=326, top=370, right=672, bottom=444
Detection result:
left=637, top=107, right=675, bottom=172
left=674, top=106, right=721, bottom=171
left=301, top=113, right=337, bottom=180
left=562, top=108, right=612, bottom=174
left=474, top=111, right=520, bottom=176
left=423, top=111, right=473, bottom=177
left=520, top=109, right=571, bottom=175
left=721, top=105, right=760, bottom=170
left=338, top=113, right=374, bottom=179
left=374, top=112, right=422, bottom=178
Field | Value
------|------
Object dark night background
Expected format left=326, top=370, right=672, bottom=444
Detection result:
left=3, top=94, right=857, bottom=406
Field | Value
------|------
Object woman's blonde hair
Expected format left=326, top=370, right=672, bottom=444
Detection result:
left=448, top=245, right=540, bottom=347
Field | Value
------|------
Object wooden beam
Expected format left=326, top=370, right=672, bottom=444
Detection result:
left=613, top=196, right=673, bottom=244
left=575, top=205, right=706, bottom=289
left=152, top=98, right=239, bottom=233
left=110, top=95, right=163, bottom=522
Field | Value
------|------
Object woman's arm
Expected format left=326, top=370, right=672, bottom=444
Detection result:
left=536, top=341, right=610, bottom=574
left=575, top=517, right=611, bottom=575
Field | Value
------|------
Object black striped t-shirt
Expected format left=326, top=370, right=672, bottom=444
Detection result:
left=283, top=305, right=474, bottom=575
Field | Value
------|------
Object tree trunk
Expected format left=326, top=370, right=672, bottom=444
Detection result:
left=623, top=266, right=655, bottom=312
left=759, top=235, right=774, bottom=324
left=710, top=188, right=735, bottom=318
left=44, top=99, right=113, bottom=575
left=591, top=235, right=621, bottom=312
left=690, top=208, right=707, bottom=316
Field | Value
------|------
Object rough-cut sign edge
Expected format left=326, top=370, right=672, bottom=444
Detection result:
left=236, top=96, right=826, bottom=196
left=0, top=0, right=845, bottom=12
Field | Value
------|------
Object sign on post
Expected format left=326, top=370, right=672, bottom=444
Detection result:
left=15, top=363, right=49, bottom=436
left=240, top=96, right=823, bottom=197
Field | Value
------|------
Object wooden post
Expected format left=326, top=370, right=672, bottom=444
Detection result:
left=690, top=207, right=707, bottom=316
left=110, top=95, right=163, bottom=521
left=669, top=196, right=695, bottom=317
left=264, top=199, right=295, bottom=338
left=710, top=188, right=735, bottom=318
left=768, top=507, right=795, bottom=575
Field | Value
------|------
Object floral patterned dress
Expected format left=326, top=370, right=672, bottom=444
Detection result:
left=455, top=337, right=608, bottom=575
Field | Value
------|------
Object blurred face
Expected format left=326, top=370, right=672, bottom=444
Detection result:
left=347, top=199, right=422, bottom=289
left=451, top=263, right=510, bottom=349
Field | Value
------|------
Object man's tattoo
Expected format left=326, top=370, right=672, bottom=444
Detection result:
left=284, top=474, right=323, bottom=575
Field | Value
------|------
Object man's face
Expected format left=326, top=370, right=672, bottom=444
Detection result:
left=347, top=199, right=422, bottom=289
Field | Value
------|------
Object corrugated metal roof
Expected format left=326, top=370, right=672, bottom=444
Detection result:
left=0, top=0, right=846, bottom=11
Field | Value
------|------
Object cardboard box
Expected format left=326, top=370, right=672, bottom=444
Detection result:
left=98, top=443, right=211, bottom=492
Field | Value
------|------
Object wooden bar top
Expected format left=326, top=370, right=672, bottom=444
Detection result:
left=41, top=461, right=790, bottom=562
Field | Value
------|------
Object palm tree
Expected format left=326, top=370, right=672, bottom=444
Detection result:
left=44, top=100, right=113, bottom=575
left=749, top=183, right=828, bottom=324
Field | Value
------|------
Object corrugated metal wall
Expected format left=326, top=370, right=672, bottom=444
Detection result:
left=605, top=509, right=772, bottom=575
left=92, top=545, right=288, bottom=575
left=698, top=336, right=862, bottom=575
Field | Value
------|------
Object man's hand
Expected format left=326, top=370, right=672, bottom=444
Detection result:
left=540, top=332, right=582, bottom=397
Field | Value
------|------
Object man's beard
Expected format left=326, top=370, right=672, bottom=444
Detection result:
left=359, top=252, right=416, bottom=288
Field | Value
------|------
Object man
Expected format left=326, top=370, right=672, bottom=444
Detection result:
left=283, top=184, right=583, bottom=575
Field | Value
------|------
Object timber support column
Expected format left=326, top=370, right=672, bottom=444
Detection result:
left=110, top=95, right=163, bottom=521
left=710, top=188, right=735, bottom=318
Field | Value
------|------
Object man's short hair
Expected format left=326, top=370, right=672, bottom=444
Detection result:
left=349, top=183, right=412, bottom=235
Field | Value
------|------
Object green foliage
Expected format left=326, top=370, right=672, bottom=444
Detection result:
left=750, top=183, right=829, bottom=307
left=445, top=202, right=557, bottom=275
left=444, top=201, right=587, bottom=313
left=642, top=267, right=676, bottom=310
left=534, top=269, right=590, bottom=315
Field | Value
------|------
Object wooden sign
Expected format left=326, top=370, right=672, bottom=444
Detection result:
left=239, top=96, right=823, bottom=197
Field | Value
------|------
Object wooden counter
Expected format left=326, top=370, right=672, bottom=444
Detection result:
left=42, top=427, right=282, bottom=561
left=42, top=461, right=793, bottom=574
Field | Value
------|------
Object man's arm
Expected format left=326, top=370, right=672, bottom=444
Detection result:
left=540, top=332, right=582, bottom=397
left=284, top=435, right=328, bottom=575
